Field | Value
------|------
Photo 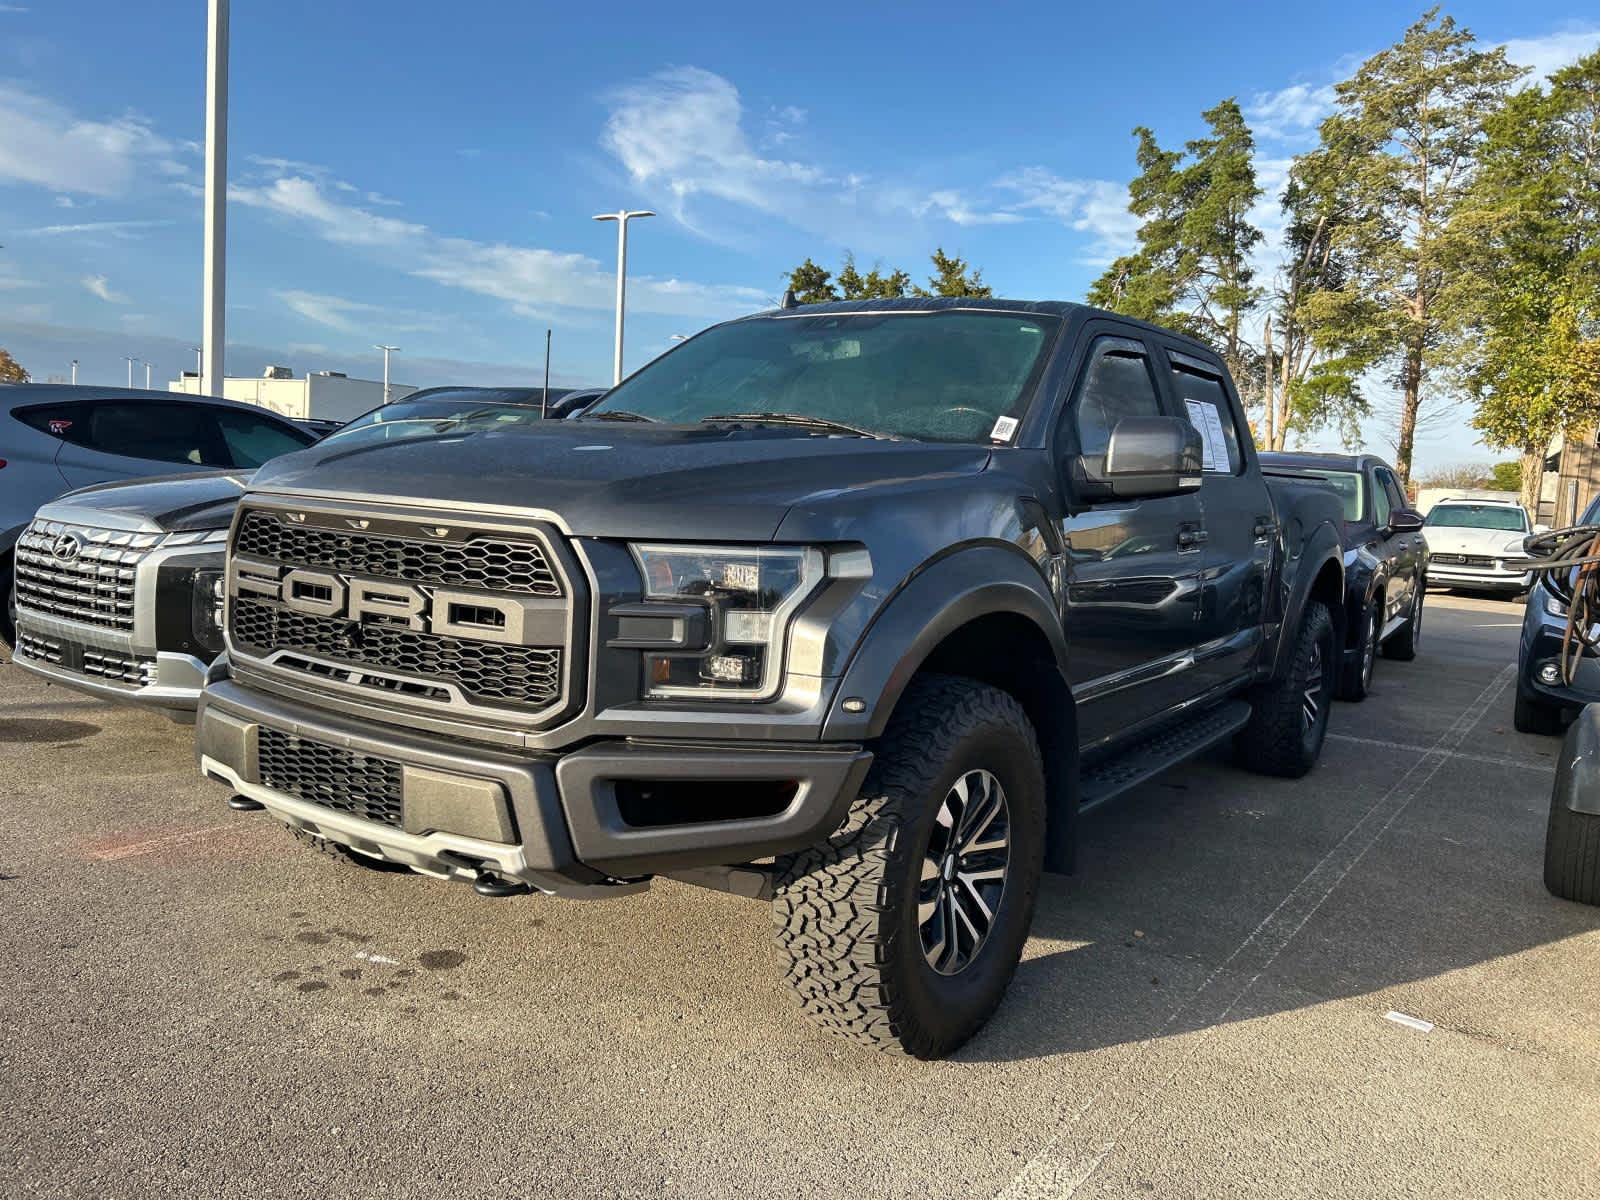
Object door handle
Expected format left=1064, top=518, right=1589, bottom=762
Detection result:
left=1253, top=517, right=1277, bottom=539
left=1177, top=527, right=1209, bottom=550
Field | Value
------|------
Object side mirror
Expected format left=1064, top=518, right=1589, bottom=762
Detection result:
left=1072, top=416, right=1204, bottom=501
left=1388, top=510, right=1424, bottom=534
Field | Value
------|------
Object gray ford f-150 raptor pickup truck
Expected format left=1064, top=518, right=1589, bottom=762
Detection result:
left=195, top=298, right=1345, bottom=1058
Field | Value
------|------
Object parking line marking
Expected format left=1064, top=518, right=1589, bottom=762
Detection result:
left=996, top=663, right=1516, bottom=1200
left=1327, top=732, right=1551, bottom=772
left=1385, top=1010, right=1434, bottom=1033
left=90, top=821, right=250, bottom=862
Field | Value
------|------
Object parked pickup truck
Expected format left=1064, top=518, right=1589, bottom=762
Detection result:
left=196, top=298, right=1345, bottom=1058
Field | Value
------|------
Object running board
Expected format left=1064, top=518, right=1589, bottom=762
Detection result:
left=1079, top=700, right=1253, bottom=813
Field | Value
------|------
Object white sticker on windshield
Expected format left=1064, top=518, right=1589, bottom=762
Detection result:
left=1183, top=400, right=1229, bottom=472
left=990, top=415, right=1019, bottom=443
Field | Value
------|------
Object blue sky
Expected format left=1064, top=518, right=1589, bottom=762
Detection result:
left=1, top=1, right=1597, bottom=472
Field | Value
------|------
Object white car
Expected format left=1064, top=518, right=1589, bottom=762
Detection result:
left=1421, top=498, right=1541, bottom=593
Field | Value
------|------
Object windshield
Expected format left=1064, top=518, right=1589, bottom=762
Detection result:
left=1297, top=469, right=1364, bottom=522
left=319, top=398, right=546, bottom=447
left=1424, top=504, right=1527, bottom=532
left=586, top=311, right=1058, bottom=442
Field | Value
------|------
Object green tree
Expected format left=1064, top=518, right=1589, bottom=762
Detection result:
left=1089, top=99, right=1263, bottom=389
left=1460, top=50, right=1600, bottom=513
left=917, top=247, right=992, bottom=298
left=1294, top=8, right=1524, bottom=484
left=1489, top=460, right=1522, bottom=492
left=785, top=257, right=837, bottom=304
left=0, top=347, right=28, bottom=383
left=836, top=253, right=912, bottom=300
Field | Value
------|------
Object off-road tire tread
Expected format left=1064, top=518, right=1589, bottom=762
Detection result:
left=1238, top=601, right=1334, bottom=779
left=1545, top=790, right=1600, bottom=906
left=771, top=674, right=1041, bottom=1057
left=1515, top=692, right=1563, bottom=736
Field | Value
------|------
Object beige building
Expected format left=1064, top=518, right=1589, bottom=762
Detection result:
left=169, top=365, right=416, bottom=422
left=1538, top=430, right=1600, bottom=527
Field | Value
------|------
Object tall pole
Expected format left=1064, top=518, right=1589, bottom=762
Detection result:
left=70, top=359, right=78, bottom=385
left=201, top=0, right=229, bottom=397
left=542, top=328, right=551, bottom=417
left=143, top=360, right=153, bottom=389
left=124, top=355, right=136, bottom=387
left=592, top=209, right=653, bottom=385
left=374, top=345, right=400, bottom=404
left=191, top=346, right=202, bottom=377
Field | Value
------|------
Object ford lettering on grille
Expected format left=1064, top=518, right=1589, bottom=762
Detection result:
left=226, top=508, right=574, bottom=717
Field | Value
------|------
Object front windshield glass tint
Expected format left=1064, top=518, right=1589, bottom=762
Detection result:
left=1299, top=470, right=1364, bottom=522
left=587, top=311, right=1058, bottom=442
left=1424, top=504, right=1527, bottom=532
left=320, top=400, right=544, bottom=446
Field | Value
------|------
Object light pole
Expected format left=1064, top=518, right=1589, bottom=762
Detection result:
left=123, top=355, right=137, bottom=387
left=70, top=359, right=78, bottom=385
left=592, top=209, right=653, bottom=385
left=201, top=0, right=229, bottom=397
left=190, top=346, right=202, bottom=378
left=374, top=344, right=400, bottom=404
left=143, top=360, right=153, bottom=389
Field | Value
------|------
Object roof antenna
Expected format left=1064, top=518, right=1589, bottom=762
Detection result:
left=779, top=289, right=797, bottom=310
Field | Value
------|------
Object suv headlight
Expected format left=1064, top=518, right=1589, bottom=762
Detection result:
left=1501, top=536, right=1531, bottom=559
left=630, top=543, right=825, bottom=700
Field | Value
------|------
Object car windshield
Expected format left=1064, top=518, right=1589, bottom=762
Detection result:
left=1296, top=469, right=1364, bottom=522
left=585, top=310, right=1058, bottom=442
left=319, top=398, right=546, bottom=446
left=1424, top=504, right=1527, bottom=532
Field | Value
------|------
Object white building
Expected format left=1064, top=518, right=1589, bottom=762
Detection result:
left=169, top=365, right=416, bottom=422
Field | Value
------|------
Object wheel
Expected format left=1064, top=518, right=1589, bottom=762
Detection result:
left=1, top=555, right=15, bottom=652
left=1515, top=691, right=1563, bottom=736
left=772, top=674, right=1045, bottom=1059
left=1337, top=600, right=1380, bottom=701
left=1382, top=583, right=1423, bottom=661
left=288, top=826, right=411, bottom=873
left=1545, top=789, right=1600, bottom=906
left=1237, top=600, right=1337, bottom=778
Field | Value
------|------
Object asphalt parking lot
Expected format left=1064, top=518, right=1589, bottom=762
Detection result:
left=2, top=591, right=1597, bottom=1199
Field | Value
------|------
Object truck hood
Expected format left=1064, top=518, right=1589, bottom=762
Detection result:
left=1421, top=526, right=1526, bottom=556
left=248, top=423, right=993, bottom=540
left=36, top=470, right=254, bottom=534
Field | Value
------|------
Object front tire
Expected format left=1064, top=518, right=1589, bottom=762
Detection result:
left=1338, top=600, right=1380, bottom=701
left=1382, top=583, right=1423, bottom=661
left=772, top=674, right=1045, bottom=1058
left=1237, top=600, right=1337, bottom=778
left=1545, top=792, right=1600, bottom=906
left=1, top=555, right=16, bottom=652
left=1515, top=691, right=1563, bottom=736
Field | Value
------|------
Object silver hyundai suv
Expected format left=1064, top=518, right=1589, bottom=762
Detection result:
left=2, top=384, right=317, bottom=649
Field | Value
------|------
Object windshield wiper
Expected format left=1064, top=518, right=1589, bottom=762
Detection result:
left=588, top=409, right=657, bottom=423
left=699, top=412, right=892, bottom=439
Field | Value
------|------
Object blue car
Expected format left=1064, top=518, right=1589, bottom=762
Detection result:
left=1516, top=494, right=1600, bottom=734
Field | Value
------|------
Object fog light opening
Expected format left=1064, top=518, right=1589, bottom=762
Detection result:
left=1538, top=662, right=1564, bottom=686
left=615, top=779, right=799, bottom=828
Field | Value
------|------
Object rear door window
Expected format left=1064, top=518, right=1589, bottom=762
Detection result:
left=1167, top=359, right=1242, bottom=474
left=14, top=403, right=91, bottom=443
left=79, top=402, right=229, bottom=466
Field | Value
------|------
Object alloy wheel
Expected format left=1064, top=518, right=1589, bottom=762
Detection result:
left=919, top=768, right=1011, bottom=976
left=1362, top=608, right=1379, bottom=689
left=1302, top=642, right=1325, bottom=733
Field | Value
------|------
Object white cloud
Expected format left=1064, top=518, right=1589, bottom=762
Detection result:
left=1245, top=82, right=1338, bottom=143
left=275, top=289, right=443, bottom=335
left=81, top=274, right=127, bottom=304
left=1501, top=27, right=1600, bottom=82
left=0, top=84, right=183, bottom=196
left=997, top=170, right=1139, bottom=265
left=229, top=176, right=425, bottom=247
left=915, top=190, right=1025, bottom=227
left=23, top=218, right=173, bottom=237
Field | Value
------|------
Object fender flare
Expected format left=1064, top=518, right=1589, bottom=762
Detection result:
left=821, top=544, right=1069, bottom=742
left=1271, top=519, right=1345, bottom=681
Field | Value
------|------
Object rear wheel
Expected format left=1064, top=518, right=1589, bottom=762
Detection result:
left=1, top=554, right=15, bottom=652
left=1237, top=601, right=1337, bottom=778
left=1545, top=791, right=1600, bottom=906
left=1338, top=601, right=1380, bottom=701
left=772, top=674, right=1045, bottom=1058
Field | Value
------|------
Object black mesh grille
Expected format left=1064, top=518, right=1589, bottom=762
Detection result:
left=257, top=728, right=403, bottom=829
left=231, top=598, right=563, bottom=707
left=235, top=511, right=560, bottom=596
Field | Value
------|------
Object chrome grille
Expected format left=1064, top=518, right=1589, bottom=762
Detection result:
left=14, top=627, right=154, bottom=687
left=13, top=519, right=160, bottom=630
left=257, top=728, right=403, bottom=829
left=15, top=630, right=63, bottom=665
left=235, top=511, right=561, bottom=596
left=230, top=597, right=562, bottom=706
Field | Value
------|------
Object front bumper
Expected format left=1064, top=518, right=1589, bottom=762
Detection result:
left=13, top=619, right=209, bottom=714
left=1427, top=558, right=1532, bottom=591
left=196, top=678, right=872, bottom=894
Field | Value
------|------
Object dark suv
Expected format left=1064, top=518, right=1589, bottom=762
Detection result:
left=195, top=299, right=1346, bottom=1057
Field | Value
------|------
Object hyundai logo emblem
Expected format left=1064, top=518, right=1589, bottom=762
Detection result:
left=50, top=532, right=82, bottom=561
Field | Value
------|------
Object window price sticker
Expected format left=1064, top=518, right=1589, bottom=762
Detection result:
left=989, top=415, right=1019, bottom=443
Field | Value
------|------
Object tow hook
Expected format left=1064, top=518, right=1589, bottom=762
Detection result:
left=473, top=870, right=532, bottom=898
left=226, top=793, right=265, bottom=812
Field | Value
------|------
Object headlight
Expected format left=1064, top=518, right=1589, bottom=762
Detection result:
left=1501, top=536, right=1531, bottom=559
left=191, top=567, right=226, bottom=651
left=1547, top=594, right=1569, bottom=619
left=630, top=543, right=824, bottom=700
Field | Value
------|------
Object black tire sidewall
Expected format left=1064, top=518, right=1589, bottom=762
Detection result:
left=1299, top=607, right=1337, bottom=761
left=886, top=716, right=1045, bottom=1048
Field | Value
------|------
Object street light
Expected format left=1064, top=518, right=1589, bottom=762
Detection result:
left=70, top=359, right=77, bottom=385
left=374, top=344, right=400, bottom=404
left=190, top=346, right=202, bottom=378
left=142, top=360, right=153, bottom=389
left=593, top=209, right=653, bottom=385
left=201, top=0, right=229, bottom=397
left=123, top=355, right=137, bottom=387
